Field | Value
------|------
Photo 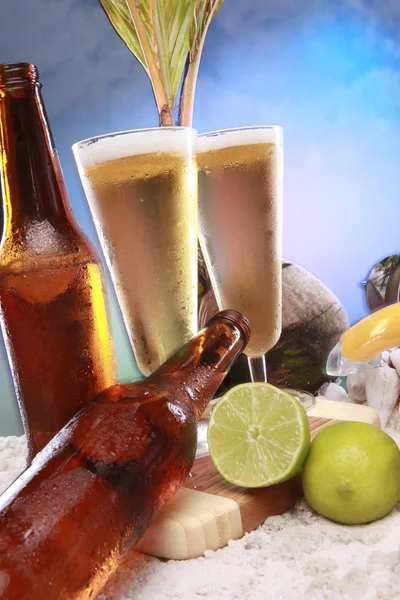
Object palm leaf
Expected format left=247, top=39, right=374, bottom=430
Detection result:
left=191, top=0, right=224, bottom=58
left=365, top=281, right=385, bottom=312
left=179, top=0, right=224, bottom=125
left=385, top=262, right=400, bottom=304
left=99, top=0, right=202, bottom=124
left=99, top=0, right=147, bottom=71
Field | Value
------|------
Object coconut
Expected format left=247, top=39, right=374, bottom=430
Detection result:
left=199, top=261, right=349, bottom=394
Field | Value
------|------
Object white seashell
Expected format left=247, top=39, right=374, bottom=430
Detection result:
left=365, top=365, right=400, bottom=428
left=387, top=408, right=400, bottom=432
left=381, top=351, right=390, bottom=364
left=346, top=373, right=367, bottom=403
left=390, top=348, right=400, bottom=377
left=317, top=382, right=347, bottom=402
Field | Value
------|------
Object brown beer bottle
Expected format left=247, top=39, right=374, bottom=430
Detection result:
left=0, top=63, right=116, bottom=460
left=0, top=310, right=250, bottom=600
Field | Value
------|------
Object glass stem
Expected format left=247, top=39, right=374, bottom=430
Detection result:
left=247, top=355, right=267, bottom=382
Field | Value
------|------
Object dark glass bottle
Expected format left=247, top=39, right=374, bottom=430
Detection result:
left=0, top=63, right=116, bottom=460
left=0, top=310, right=250, bottom=600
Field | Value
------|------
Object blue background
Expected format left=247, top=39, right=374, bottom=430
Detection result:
left=0, top=0, right=400, bottom=434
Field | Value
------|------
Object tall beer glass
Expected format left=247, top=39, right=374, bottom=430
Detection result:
left=198, top=126, right=283, bottom=382
left=73, top=127, right=198, bottom=376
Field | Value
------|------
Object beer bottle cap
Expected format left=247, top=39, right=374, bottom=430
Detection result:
left=206, top=309, right=251, bottom=345
left=0, top=63, right=39, bottom=87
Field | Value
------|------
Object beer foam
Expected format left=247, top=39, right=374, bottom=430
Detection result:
left=197, top=127, right=282, bottom=153
left=73, top=127, right=197, bottom=167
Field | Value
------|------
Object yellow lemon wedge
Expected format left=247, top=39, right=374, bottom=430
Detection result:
left=342, top=304, right=400, bottom=363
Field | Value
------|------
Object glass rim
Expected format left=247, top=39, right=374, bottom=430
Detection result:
left=198, top=125, right=282, bottom=138
left=73, top=125, right=198, bottom=151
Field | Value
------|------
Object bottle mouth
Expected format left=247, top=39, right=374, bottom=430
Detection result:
left=206, top=310, right=251, bottom=345
left=0, top=63, right=39, bottom=88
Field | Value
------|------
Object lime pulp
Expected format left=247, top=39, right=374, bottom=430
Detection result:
left=207, top=383, right=310, bottom=488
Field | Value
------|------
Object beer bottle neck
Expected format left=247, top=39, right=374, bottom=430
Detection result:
left=149, top=311, right=250, bottom=423
left=0, top=63, right=75, bottom=236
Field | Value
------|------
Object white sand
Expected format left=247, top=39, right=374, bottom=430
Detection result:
left=1, top=435, right=400, bottom=600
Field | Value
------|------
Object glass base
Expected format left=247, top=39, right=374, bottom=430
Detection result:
left=282, top=388, right=316, bottom=412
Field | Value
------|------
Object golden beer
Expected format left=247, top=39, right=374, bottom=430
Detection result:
left=198, top=128, right=283, bottom=359
left=74, top=129, right=198, bottom=376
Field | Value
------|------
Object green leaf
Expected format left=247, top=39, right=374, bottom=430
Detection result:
left=99, top=0, right=198, bottom=118
left=98, top=0, right=224, bottom=124
left=190, top=0, right=224, bottom=58
left=98, top=0, right=147, bottom=72
left=178, top=0, right=224, bottom=125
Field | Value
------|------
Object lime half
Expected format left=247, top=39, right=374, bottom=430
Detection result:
left=208, top=383, right=310, bottom=488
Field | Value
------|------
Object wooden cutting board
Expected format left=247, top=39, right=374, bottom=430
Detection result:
left=136, top=416, right=339, bottom=560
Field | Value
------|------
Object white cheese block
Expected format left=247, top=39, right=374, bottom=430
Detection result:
left=137, top=488, right=243, bottom=560
left=309, top=398, right=380, bottom=426
left=137, top=509, right=206, bottom=560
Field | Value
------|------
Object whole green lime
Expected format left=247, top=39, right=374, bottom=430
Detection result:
left=302, top=422, right=400, bottom=525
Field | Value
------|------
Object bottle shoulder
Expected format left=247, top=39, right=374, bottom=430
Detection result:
left=94, top=382, right=195, bottom=413
left=63, top=384, right=197, bottom=465
left=93, top=382, right=196, bottom=430
left=0, top=220, right=101, bottom=274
